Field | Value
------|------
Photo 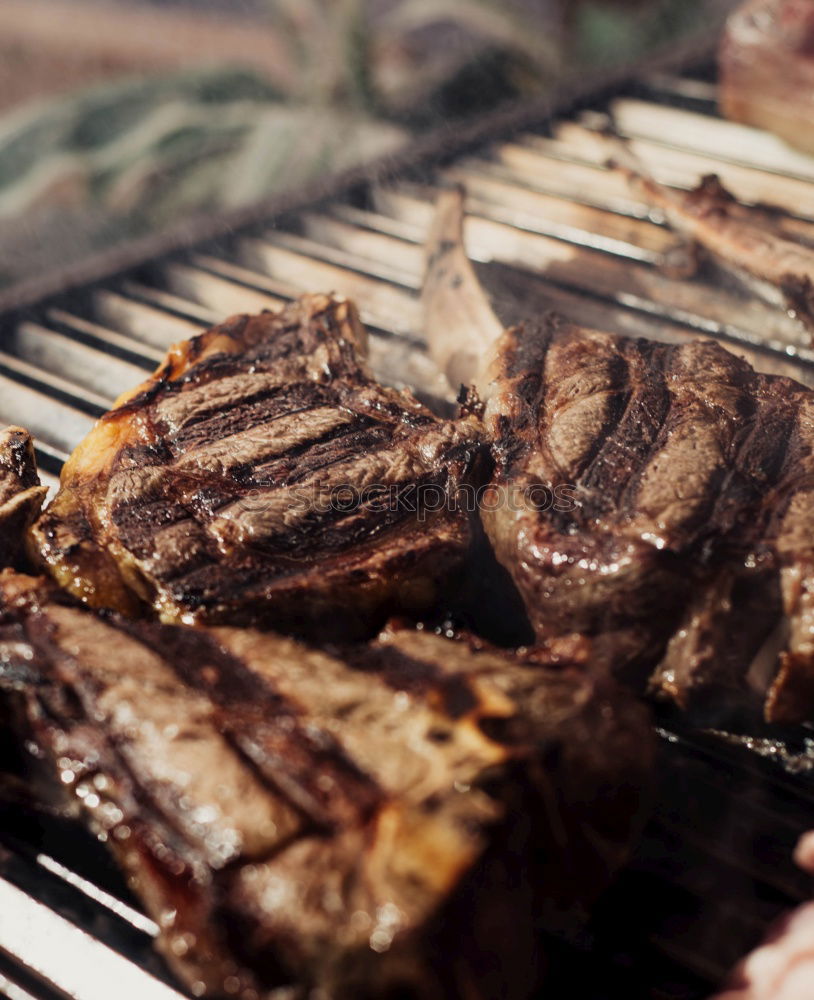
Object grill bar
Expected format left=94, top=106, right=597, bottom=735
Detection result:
left=0, top=973, right=41, bottom=1000
left=0, top=876, right=183, bottom=1000
left=2, top=56, right=814, bottom=1000
left=611, top=99, right=814, bottom=178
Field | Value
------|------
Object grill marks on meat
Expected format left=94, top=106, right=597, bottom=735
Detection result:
left=423, top=187, right=814, bottom=724
left=29, top=294, right=484, bottom=637
left=0, top=571, right=651, bottom=1000
left=0, top=427, right=47, bottom=569
left=484, top=317, right=814, bottom=722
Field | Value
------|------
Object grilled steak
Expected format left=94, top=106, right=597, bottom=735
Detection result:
left=0, top=426, right=47, bottom=569
left=0, top=570, right=652, bottom=1000
left=424, top=187, right=814, bottom=724
left=29, top=294, right=484, bottom=638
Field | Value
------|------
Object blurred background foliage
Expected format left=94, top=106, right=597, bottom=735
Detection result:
left=0, top=0, right=730, bottom=287
left=255, top=0, right=721, bottom=124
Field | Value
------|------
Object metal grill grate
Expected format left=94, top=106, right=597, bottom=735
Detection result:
left=3, top=64, right=814, bottom=999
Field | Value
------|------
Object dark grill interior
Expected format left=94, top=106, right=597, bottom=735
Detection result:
left=3, top=63, right=814, bottom=999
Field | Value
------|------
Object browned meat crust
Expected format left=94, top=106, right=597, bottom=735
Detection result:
left=421, top=186, right=814, bottom=725
left=28, top=294, right=486, bottom=638
left=0, top=426, right=47, bottom=569
left=482, top=315, right=814, bottom=724
left=0, top=570, right=652, bottom=1000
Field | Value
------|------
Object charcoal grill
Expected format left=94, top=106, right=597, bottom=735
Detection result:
left=2, top=32, right=814, bottom=1000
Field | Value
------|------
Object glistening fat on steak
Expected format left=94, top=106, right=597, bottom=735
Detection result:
left=29, top=294, right=484, bottom=638
left=0, top=570, right=652, bottom=1000
left=423, top=187, right=814, bottom=725
left=0, top=426, right=47, bottom=569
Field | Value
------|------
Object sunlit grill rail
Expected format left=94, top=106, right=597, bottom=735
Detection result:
left=3, top=64, right=814, bottom=999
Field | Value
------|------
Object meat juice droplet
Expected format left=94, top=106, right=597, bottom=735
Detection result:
left=171, top=932, right=197, bottom=957
left=369, top=928, right=393, bottom=953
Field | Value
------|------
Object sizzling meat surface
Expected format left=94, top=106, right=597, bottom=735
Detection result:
left=424, top=188, right=814, bottom=724
left=0, top=570, right=651, bottom=1000
left=29, top=294, right=484, bottom=638
left=0, top=426, right=47, bottom=569
left=481, top=317, right=814, bottom=723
